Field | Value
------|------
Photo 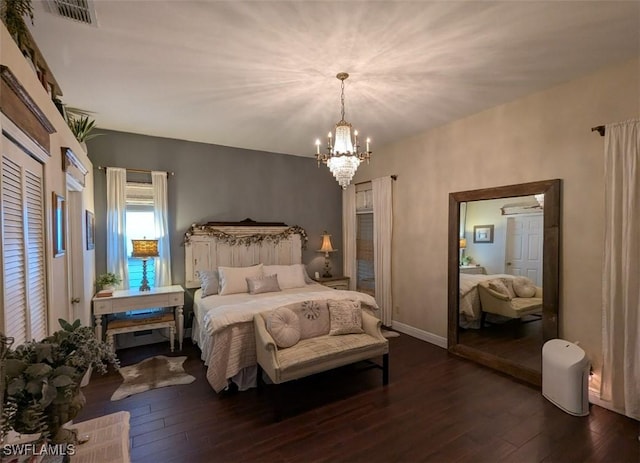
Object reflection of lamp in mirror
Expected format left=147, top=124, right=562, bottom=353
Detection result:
left=131, top=238, right=159, bottom=291
left=459, top=237, right=467, bottom=266
left=317, top=231, right=337, bottom=278
left=535, top=193, right=545, bottom=208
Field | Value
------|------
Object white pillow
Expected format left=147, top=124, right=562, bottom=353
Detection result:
left=263, top=264, right=307, bottom=289
left=218, top=264, right=264, bottom=295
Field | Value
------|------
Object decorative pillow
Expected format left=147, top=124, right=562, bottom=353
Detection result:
left=197, top=270, right=219, bottom=297
left=246, top=274, right=281, bottom=295
left=263, top=264, right=307, bottom=289
left=488, top=279, right=511, bottom=298
left=500, top=278, right=517, bottom=299
left=218, top=264, right=264, bottom=295
left=279, top=300, right=331, bottom=339
left=512, top=276, right=537, bottom=298
left=266, top=307, right=301, bottom=348
left=328, top=299, right=364, bottom=335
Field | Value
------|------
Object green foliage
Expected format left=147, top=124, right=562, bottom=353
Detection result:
left=96, top=272, right=121, bottom=288
left=0, top=0, right=34, bottom=48
left=2, top=319, right=118, bottom=439
left=66, top=114, right=101, bottom=143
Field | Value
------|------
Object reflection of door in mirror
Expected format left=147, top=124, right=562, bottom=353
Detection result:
left=448, top=180, right=561, bottom=387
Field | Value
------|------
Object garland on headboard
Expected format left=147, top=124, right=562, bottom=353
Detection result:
left=184, top=224, right=308, bottom=249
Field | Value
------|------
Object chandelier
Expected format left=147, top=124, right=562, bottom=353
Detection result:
left=315, top=72, right=371, bottom=189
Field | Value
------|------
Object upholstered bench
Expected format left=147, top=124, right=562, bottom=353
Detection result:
left=254, top=299, right=389, bottom=417
left=106, top=313, right=176, bottom=352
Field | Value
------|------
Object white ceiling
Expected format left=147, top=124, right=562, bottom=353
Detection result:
left=28, top=1, right=640, bottom=157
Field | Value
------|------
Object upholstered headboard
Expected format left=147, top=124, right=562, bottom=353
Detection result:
left=184, top=219, right=307, bottom=289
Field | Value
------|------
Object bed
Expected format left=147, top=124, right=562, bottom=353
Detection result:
left=184, top=220, right=379, bottom=392
left=459, top=272, right=515, bottom=329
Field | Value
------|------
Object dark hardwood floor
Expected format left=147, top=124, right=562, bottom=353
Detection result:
left=76, top=335, right=639, bottom=463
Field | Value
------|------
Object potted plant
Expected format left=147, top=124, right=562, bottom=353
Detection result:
left=96, top=272, right=121, bottom=291
left=1, top=319, right=118, bottom=444
left=66, top=114, right=100, bottom=144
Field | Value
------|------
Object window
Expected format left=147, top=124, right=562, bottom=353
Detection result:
left=356, top=185, right=374, bottom=296
left=125, top=182, right=155, bottom=290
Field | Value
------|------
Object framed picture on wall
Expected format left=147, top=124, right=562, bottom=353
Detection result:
left=473, top=224, right=494, bottom=244
left=86, top=210, right=95, bottom=250
left=53, top=193, right=66, bottom=257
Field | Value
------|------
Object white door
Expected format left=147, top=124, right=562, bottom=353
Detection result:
left=505, top=214, right=543, bottom=285
left=66, top=189, right=85, bottom=324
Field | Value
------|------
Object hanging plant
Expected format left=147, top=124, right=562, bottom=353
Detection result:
left=0, top=0, right=34, bottom=48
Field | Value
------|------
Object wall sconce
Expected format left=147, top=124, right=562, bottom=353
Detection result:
left=131, top=238, right=159, bottom=291
left=317, top=231, right=337, bottom=278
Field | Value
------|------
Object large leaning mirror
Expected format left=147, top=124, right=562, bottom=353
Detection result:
left=448, top=179, right=561, bottom=386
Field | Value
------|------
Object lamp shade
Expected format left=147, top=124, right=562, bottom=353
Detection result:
left=317, top=232, right=336, bottom=253
left=131, top=239, right=159, bottom=258
left=459, top=238, right=467, bottom=249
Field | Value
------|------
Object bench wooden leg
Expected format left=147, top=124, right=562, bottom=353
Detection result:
left=382, top=353, right=389, bottom=386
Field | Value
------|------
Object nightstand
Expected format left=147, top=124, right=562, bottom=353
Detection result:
left=314, top=275, right=350, bottom=290
left=460, top=265, right=486, bottom=275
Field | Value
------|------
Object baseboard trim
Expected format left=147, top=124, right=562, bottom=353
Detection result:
left=391, top=321, right=447, bottom=349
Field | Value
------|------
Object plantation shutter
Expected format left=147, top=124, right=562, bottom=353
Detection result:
left=355, top=183, right=375, bottom=296
left=1, top=137, right=47, bottom=343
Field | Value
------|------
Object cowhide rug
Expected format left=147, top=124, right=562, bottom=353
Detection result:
left=110, top=355, right=195, bottom=401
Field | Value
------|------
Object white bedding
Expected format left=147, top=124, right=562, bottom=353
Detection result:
left=193, top=283, right=379, bottom=392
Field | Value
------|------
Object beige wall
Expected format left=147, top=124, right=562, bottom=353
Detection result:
left=354, top=58, right=639, bottom=376
left=1, top=24, right=95, bottom=332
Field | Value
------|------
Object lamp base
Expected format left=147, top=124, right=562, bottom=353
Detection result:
left=139, top=259, right=151, bottom=291
left=322, top=254, right=332, bottom=278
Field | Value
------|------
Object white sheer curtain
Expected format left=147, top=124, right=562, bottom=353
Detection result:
left=152, top=171, right=172, bottom=287
left=601, top=118, right=639, bottom=420
left=106, top=167, right=129, bottom=289
left=342, top=184, right=357, bottom=290
left=372, top=176, right=393, bottom=326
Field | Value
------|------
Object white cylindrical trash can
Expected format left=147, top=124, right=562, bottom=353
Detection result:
left=542, top=339, right=590, bottom=416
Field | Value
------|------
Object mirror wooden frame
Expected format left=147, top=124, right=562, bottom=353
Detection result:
left=447, top=179, right=561, bottom=386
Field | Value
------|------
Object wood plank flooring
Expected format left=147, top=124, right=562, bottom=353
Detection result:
left=76, top=335, right=639, bottom=463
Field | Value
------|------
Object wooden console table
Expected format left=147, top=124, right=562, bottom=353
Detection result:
left=92, top=285, right=185, bottom=350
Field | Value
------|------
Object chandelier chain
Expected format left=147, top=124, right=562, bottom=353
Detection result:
left=340, top=79, right=346, bottom=121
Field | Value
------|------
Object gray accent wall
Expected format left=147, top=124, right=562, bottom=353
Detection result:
left=88, top=130, right=343, bottom=303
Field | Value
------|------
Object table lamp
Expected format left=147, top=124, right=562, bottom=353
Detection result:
left=131, top=238, right=159, bottom=291
left=459, top=237, right=467, bottom=266
left=317, top=231, right=337, bottom=278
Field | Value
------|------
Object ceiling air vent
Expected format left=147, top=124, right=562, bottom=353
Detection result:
left=45, top=0, right=97, bottom=26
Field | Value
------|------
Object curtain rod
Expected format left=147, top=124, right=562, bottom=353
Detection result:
left=355, top=175, right=398, bottom=186
left=591, top=125, right=605, bottom=136
left=97, top=166, right=174, bottom=176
